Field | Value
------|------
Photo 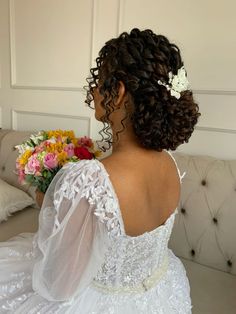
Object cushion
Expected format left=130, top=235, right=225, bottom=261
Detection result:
left=0, top=207, right=39, bottom=242
left=181, top=257, right=236, bottom=314
left=0, top=178, right=35, bottom=223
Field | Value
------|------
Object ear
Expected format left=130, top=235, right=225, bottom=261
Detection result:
left=115, top=81, right=126, bottom=108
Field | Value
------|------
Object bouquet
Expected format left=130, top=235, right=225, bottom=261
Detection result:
left=15, top=130, right=102, bottom=193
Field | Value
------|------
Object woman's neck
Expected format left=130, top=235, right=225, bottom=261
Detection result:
left=111, top=125, right=144, bottom=154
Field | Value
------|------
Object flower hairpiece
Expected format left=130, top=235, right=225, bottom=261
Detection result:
left=157, top=66, right=190, bottom=99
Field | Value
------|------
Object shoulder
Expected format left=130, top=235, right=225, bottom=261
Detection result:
left=63, top=159, right=101, bottom=171
left=53, top=159, right=106, bottom=197
left=61, top=159, right=105, bottom=179
left=99, top=156, right=138, bottom=201
left=64, top=159, right=122, bottom=234
left=99, top=157, right=131, bottom=186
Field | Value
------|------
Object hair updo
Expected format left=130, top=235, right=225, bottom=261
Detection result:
left=85, top=28, right=201, bottom=152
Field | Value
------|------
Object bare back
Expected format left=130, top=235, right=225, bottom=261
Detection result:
left=100, top=150, right=180, bottom=237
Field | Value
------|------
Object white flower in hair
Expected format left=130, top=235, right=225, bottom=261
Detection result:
left=158, top=66, right=190, bottom=99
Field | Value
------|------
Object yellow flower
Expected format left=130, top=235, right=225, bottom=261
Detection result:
left=46, top=142, right=65, bottom=153
left=64, top=130, right=75, bottom=139
left=18, top=150, right=32, bottom=166
left=71, top=138, right=78, bottom=146
left=57, top=151, right=68, bottom=166
left=94, top=150, right=102, bottom=158
left=46, top=130, right=75, bottom=141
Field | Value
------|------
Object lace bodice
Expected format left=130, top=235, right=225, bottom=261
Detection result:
left=89, top=160, right=179, bottom=292
left=93, top=212, right=177, bottom=293
left=31, top=151, right=184, bottom=301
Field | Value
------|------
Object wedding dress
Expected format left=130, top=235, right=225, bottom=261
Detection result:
left=0, top=151, right=192, bottom=313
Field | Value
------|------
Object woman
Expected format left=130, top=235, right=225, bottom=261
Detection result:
left=0, top=28, right=200, bottom=313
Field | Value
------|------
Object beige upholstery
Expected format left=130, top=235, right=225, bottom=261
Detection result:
left=0, top=129, right=235, bottom=313
left=0, top=130, right=40, bottom=241
left=170, top=152, right=236, bottom=275
left=0, top=207, right=39, bottom=242
left=169, top=152, right=236, bottom=313
left=0, top=129, right=37, bottom=199
left=182, top=257, right=236, bottom=314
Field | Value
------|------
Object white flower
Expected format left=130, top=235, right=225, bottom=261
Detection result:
left=46, top=137, right=57, bottom=144
left=158, top=66, right=190, bottom=99
left=15, top=143, right=34, bottom=155
left=29, top=133, right=44, bottom=145
left=15, top=131, right=44, bottom=154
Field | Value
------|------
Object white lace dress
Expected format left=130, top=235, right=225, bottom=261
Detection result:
left=0, top=152, right=192, bottom=314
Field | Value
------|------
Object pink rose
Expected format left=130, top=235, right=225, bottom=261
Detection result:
left=43, top=153, right=58, bottom=169
left=64, top=143, right=75, bottom=158
left=35, top=143, right=44, bottom=153
left=18, top=169, right=26, bottom=183
left=25, top=154, right=41, bottom=175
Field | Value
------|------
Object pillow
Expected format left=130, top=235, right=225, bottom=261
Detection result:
left=0, top=178, right=35, bottom=223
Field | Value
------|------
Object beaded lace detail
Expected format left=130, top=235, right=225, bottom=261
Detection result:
left=92, top=206, right=178, bottom=292
left=89, top=151, right=183, bottom=293
left=52, top=160, right=124, bottom=238
left=50, top=153, right=183, bottom=293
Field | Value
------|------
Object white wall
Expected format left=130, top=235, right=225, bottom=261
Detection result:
left=0, top=0, right=235, bottom=158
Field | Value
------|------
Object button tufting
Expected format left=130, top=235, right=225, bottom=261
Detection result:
left=227, top=260, right=232, bottom=267
left=191, top=249, right=195, bottom=256
left=1, top=166, right=5, bottom=171
left=213, top=217, right=218, bottom=224
left=201, top=179, right=206, bottom=186
left=181, top=208, right=186, bottom=214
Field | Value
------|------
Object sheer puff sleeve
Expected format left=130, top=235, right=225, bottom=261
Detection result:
left=32, top=160, right=114, bottom=303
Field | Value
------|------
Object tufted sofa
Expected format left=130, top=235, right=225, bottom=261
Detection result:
left=169, top=152, right=236, bottom=314
left=0, top=129, right=40, bottom=241
left=0, top=129, right=236, bottom=313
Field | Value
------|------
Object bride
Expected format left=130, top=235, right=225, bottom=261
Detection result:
left=0, top=28, right=200, bottom=313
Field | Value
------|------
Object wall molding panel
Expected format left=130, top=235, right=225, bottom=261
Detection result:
left=11, top=110, right=91, bottom=137
left=89, top=0, right=96, bottom=69
left=178, top=128, right=236, bottom=159
left=196, top=126, right=236, bottom=135
left=9, top=0, right=94, bottom=90
left=118, top=0, right=236, bottom=93
left=0, top=63, right=2, bottom=89
left=9, top=0, right=16, bottom=87
left=194, top=90, right=236, bottom=96
left=10, top=85, right=85, bottom=92
left=90, top=0, right=120, bottom=66
left=117, top=0, right=123, bottom=35
left=0, top=107, right=2, bottom=128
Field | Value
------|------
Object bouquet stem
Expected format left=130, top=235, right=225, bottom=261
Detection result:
left=36, top=189, right=45, bottom=208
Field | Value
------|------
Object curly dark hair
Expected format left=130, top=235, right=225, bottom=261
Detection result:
left=85, top=28, right=201, bottom=152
